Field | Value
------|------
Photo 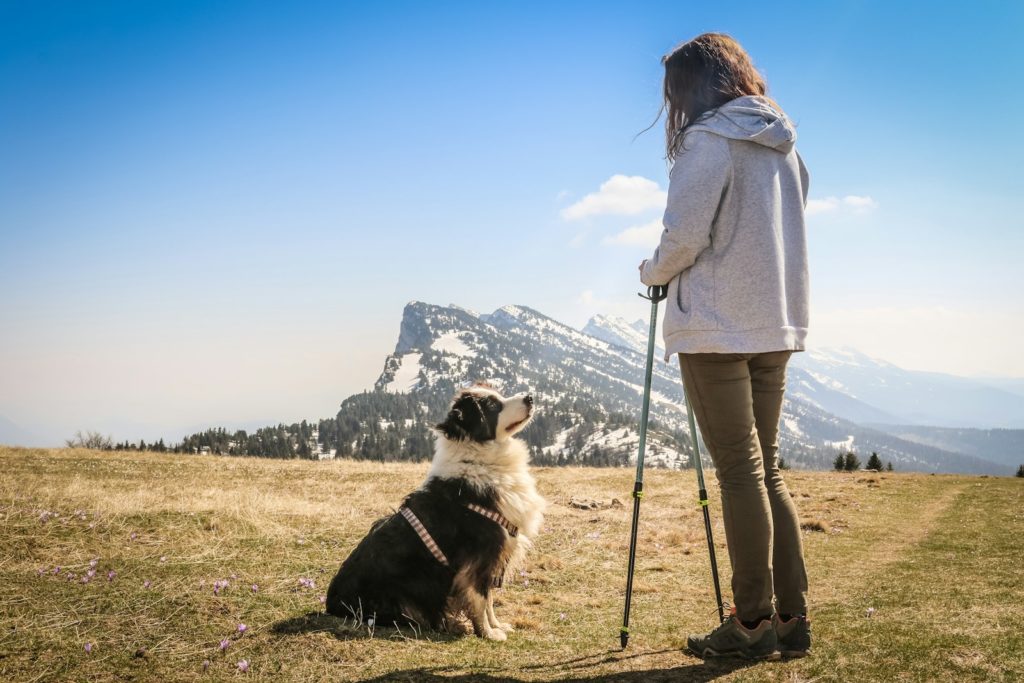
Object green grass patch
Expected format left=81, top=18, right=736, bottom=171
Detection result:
left=1, top=448, right=1021, bottom=681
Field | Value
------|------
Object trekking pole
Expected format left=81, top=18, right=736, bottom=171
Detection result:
left=683, top=391, right=726, bottom=623
left=620, top=283, right=667, bottom=649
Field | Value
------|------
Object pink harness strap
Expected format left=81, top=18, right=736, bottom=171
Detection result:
left=397, top=503, right=519, bottom=583
left=398, top=506, right=449, bottom=567
left=465, top=503, right=519, bottom=537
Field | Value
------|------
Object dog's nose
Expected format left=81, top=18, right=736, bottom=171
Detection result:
left=524, top=395, right=533, bottom=406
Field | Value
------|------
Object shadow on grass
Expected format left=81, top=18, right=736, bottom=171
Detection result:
left=270, top=611, right=463, bottom=643
left=353, top=650, right=758, bottom=682
left=274, top=614, right=759, bottom=681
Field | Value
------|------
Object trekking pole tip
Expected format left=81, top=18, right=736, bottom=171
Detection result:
left=619, top=629, right=630, bottom=649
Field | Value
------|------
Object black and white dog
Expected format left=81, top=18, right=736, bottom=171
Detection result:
left=325, top=384, right=545, bottom=640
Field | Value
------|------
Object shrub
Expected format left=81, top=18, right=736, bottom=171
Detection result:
left=833, top=454, right=846, bottom=472
left=865, top=452, right=883, bottom=471
left=65, top=430, right=113, bottom=450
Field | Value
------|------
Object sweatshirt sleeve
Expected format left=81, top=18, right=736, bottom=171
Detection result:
left=796, top=150, right=810, bottom=208
left=640, top=131, right=731, bottom=287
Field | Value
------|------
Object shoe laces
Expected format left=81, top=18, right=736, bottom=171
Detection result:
left=705, top=602, right=737, bottom=637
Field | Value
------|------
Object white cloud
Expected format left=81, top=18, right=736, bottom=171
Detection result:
left=601, top=218, right=663, bottom=248
left=806, top=195, right=879, bottom=216
left=561, top=175, right=666, bottom=221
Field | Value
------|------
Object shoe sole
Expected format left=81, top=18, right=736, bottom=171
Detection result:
left=781, top=649, right=810, bottom=659
left=690, top=646, right=782, bottom=662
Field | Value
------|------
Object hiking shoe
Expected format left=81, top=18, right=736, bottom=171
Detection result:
left=774, top=614, right=811, bottom=658
left=686, top=610, right=780, bottom=661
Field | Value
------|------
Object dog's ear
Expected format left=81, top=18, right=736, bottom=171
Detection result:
left=436, top=394, right=495, bottom=442
left=460, top=395, right=495, bottom=442
left=436, top=407, right=468, bottom=441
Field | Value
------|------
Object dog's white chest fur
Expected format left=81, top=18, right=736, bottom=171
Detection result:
left=427, top=436, right=545, bottom=543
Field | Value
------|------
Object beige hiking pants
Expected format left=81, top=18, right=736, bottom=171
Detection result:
left=679, top=350, right=809, bottom=621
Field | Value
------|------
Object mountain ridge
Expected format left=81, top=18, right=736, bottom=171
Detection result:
left=113, top=302, right=1021, bottom=476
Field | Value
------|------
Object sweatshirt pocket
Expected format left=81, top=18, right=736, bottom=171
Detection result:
left=674, top=269, right=692, bottom=316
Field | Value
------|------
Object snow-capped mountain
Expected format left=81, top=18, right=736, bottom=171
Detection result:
left=358, top=302, right=1011, bottom=474
left=581, top=314, right=664, bottom=359
left=372, top=301, right=694, bottom=469
left=173, top=301, right=1018, bottom=474
left=789, top=347, right=1024, bottom=429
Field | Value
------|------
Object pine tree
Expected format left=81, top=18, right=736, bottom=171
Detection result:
left=833, top=454, right=845, bottom=471
left=1016, top=464, right=1024, bottom=478
left=778, top=457, right=789, bottom=470
left=843, top=451, right=861, bottom=472
left=865, top=452, right=883, bottom=471
left=886, top=461, right=894, bottom=472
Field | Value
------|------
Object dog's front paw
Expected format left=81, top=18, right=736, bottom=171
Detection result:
left=496, top=621, right=515, bottom=632
left=482, top=627, right=508, bottom=641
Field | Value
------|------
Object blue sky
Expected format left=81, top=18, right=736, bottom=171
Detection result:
left=2, top=1, right=1022, bottom=444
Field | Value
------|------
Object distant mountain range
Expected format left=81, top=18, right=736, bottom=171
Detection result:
left=788, top=347, right=1024, bottom=429
left=8, top=300, right=1022, bottom=475
left=0, top=414, right=40, bottom=448
left=357, top=301, right=1018, bottom=474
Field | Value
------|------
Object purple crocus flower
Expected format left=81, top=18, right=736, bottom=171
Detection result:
left=219, top=639, right=230, bottom=651
left=237, top=659, right=249, bottom=673
left=159, top=556, right=167, bottom=563
left=107, top=570, right=116, bottom=582
left=53, top=566, right=61, bottom=575
left=237, top=623, right=247, bottom=634
left=129, top=532, right=137, bottom=541
left=89, top=558, right=98, bottom=568
left=84, top=642, right=93, bottom=653
left=144, top=580, right=152, bottom=589
left=202, top=659, right=210, bottom=671
left=251, top=584, right=259, bottom=593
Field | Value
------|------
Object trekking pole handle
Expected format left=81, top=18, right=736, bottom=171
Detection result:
left=639, top=285, right=668, bottom=302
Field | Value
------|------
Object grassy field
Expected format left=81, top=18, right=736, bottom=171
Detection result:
left=1, top=447, right=1021, bottom=682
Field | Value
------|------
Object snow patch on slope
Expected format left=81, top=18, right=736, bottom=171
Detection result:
left=432, top=332, right=476, bottom=357
left=384, top=353, right=423, bottom=393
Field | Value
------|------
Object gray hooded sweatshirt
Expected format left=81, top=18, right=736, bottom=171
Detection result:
left=640, top=95, right=809, bottom=359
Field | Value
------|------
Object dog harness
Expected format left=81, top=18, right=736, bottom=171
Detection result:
left=398, top=506, right=450, bottom=566
left=397, top=503, right=520, bottom=579
left=465, top=503, right=519, bottom=537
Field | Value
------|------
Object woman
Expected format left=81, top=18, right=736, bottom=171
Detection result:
left=639, top=33, right=811, bottom=660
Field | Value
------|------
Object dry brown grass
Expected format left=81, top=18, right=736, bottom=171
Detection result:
left=1, top=447, right=1022, bottom=682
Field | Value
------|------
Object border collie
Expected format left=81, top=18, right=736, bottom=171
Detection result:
left=325, top=384, right=545, bottom=640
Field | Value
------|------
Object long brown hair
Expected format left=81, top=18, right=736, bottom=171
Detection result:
left=661, top=33, right=774, bottom=159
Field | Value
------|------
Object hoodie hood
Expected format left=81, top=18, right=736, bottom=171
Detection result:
left=688, top=95, right=797, bottom=153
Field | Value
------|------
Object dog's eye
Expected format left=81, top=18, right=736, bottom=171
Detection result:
left=486, top=398, right=503, bottom=413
